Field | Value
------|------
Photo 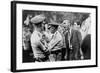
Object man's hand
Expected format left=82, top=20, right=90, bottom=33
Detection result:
left=45, top=49, right=51, bottom=52
left=45, top=49, right=50, bottom=55
left=69, top=45, right=73, bottom=50
left=80, top=55, right=84, bottom=60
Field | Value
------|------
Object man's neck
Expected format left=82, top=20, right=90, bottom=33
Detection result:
left=35, top=28, right=43, bottom=33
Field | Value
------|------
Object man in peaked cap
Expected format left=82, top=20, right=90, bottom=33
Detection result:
left=30, top=14, right=49, bottom=62
left=46, top=22, right=63, bottom=61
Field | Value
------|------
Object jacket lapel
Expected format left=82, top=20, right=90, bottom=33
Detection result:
left=70, top=29, right=74, bottom=41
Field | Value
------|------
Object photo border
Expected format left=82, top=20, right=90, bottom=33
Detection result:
left=11, top=1, right=98, bottom=72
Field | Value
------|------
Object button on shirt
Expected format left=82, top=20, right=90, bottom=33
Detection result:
left=30, top=30, right=46, bottom=58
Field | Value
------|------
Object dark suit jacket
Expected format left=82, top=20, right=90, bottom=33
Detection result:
left=65, top=29, right=82, bottom=60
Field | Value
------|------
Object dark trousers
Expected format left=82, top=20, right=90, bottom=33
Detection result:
left=67, top=47, right=80, bottom=60
left=61, top=48, right=67, bottom=60
left=23, top=49, right=35, bottom=62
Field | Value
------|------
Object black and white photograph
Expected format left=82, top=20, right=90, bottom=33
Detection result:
left=11, top=1, right=97, bottom=72
left=22, top=10, right=91, bottom=63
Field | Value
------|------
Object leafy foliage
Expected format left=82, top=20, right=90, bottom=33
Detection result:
left=23, top=10, right=90, bottom=25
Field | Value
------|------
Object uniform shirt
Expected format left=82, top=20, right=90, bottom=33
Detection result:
left=43, top=31, right=53, bottom=42
left=48, top=31, right=63, bottom=51
left=30, top=30, right=46, bottom=58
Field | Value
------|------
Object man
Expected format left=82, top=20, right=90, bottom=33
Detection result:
left=22, top=27, right=33, bottom=62
left=30, top=14, right=49, bottom=62
left=58, top=21, right=69, bottom=60
left=63, top=20, right=82, bottom=60
left=46, top=22, right=63, bottom=61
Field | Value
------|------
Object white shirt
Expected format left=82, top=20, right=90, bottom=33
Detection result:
left=30, top=30, right=46, bottom=58
left=48, top=31, right=63, bottom=51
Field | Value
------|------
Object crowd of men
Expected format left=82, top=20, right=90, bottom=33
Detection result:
left=23, top=14, right=91, bottom=62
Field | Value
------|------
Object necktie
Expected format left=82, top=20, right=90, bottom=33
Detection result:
left=68, top=31, right=71, bottom=48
